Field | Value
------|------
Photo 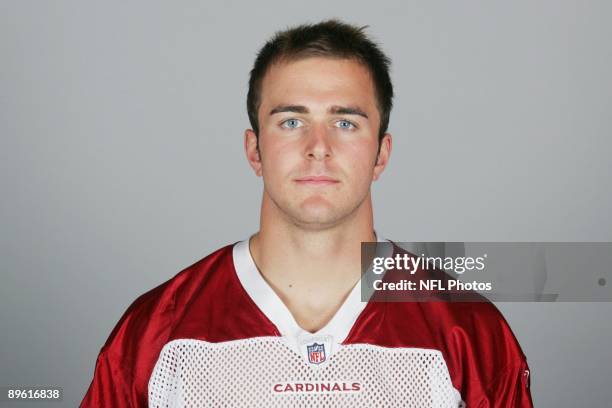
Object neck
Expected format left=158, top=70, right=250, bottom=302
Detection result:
left=248, top=192, right=376, bottom=332
left=253, top=192, right=376, bottom=278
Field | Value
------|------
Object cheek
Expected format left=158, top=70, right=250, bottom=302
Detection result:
left=260, top=139, right=299, bottom=176
left=340, top=140, right=378, bottom=171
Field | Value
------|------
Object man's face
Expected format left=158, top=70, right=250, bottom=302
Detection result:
left=245, top=57, right=391, bottom=230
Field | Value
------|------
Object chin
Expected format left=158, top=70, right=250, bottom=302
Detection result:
left=291, top=217, right=343, bottom=231
left=289, top=205, right=351, bottom=230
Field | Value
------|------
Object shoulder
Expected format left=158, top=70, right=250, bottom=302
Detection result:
left=349, top=297, right=529, bottom=403
left=403, top=300, right=526, bottom=364
left=351, top=240, right=531, bottom=403
left=81, top=243, right=238, bottom=406
left=364, top=241, right=523, bottom=354
left=352, top=298, right=525, bottom=360
left=99, top=243, right=236, bottom=357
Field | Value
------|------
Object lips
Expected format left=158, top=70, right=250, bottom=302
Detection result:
left=294, top=176, right=340, bottom=185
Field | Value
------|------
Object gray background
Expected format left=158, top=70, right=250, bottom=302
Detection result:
left=1, top=1, right=611, bottom=406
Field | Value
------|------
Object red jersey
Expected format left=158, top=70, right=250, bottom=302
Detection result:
left=81, top=239, right=532, bottom=407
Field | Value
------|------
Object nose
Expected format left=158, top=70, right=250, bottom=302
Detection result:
left=304, top=124, right=332, bottom=161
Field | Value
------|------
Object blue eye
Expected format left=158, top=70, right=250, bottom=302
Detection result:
left=336, top=120, right=356, bottom=130
left=282, top=119, right=302, bottom=129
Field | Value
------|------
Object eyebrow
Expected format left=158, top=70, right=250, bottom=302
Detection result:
left=269, top=104, right=369, bottom=119
left=269, top=105, right=309, bottom=115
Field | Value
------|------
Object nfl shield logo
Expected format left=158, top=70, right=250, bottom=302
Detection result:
left=307, top=342, right=326, bottom=364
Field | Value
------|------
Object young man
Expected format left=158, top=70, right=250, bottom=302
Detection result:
left=81, top=20, right=533, bottom=407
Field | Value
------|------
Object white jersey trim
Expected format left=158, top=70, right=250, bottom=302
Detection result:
left=232, top=232, right=392, bottom=361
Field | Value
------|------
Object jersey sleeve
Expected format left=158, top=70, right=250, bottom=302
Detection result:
left=433, top=301, right=534, bottom=407
left=448, top=303, right=534, bottom=407
left=80, top=349, right=139, bottom=407
left=470, top=358, right=532, bottom=407
left=79, top=283, right=176, bottom=407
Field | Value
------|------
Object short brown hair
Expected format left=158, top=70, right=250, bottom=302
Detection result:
left=247, top=19, right=393, bottom=141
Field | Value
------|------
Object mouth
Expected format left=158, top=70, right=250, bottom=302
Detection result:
left=294, top=176, right=340, bottom=186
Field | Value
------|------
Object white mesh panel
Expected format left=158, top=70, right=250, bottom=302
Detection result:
left=149, top=338, right=462, bottom=407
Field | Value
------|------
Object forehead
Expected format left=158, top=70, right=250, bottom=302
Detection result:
left=259, top=57, right=378, bottom=114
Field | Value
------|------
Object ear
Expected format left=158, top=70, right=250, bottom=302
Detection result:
left=244, top=129, right=262, bottom=177
left=372, top=133, right=392, bottom=181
